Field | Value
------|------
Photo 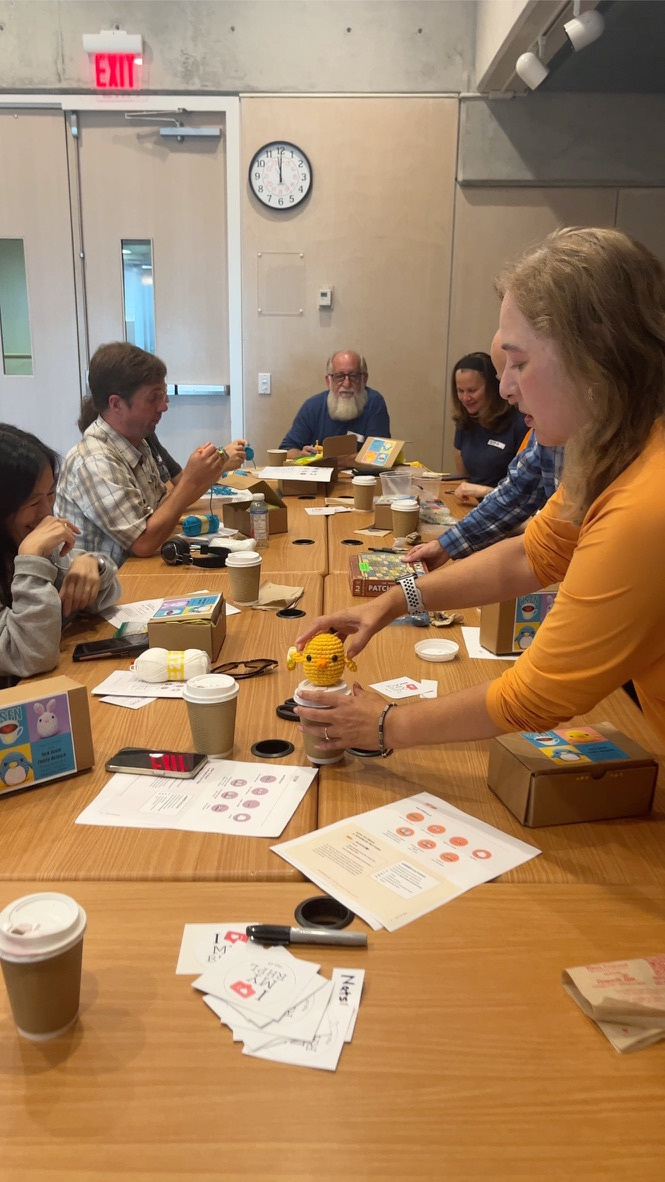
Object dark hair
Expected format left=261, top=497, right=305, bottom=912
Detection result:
left=450, top=351, right=512, bottom=432
left=0, top=424, right=59, bottom=606
left=77, top=395, right=97, bottom=433
left=88, top=342, right=167, bottom=414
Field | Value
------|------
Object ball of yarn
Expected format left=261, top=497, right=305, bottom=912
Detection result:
left=182, top=513, right=220, bottom=537
left=131, top=648, right=211, bottom=683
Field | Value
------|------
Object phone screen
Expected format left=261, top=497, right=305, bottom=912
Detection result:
left=105, top=748, right=208, bottom=778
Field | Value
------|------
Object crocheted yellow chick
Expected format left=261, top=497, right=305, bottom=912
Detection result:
left=287, top=633, right=357, bottom=687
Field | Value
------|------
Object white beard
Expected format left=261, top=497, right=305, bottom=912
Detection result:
left=327, top=387, right=368, bottom=422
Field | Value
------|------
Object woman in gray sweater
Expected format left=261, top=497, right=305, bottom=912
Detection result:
left=0, top=424, right=120, bottom=688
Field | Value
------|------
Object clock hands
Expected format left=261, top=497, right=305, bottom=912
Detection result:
left=277, top=148, right=283, bottom=185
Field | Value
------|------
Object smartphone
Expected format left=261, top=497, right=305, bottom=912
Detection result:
left=73, top=637, right=150, bottom=661
left=105, top=747, right=209, bottom=778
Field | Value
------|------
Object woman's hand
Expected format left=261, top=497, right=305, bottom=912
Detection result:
left=295, top=600, right=388, bottom=660
left=221, top=439, right=247, bottom=471
left=18, top=515, right=80, bottom=559
left=59, top=555, right=101, bottom=616
left=296, top=683, right=386, bottom=752
left=403, top=539, right=450, bottom=570
left=453, top=480, right=491, bottom=503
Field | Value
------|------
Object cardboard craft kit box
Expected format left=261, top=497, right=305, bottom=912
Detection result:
left=487, top=722, right=658, bottom=827
left=349, top=552, right=427, bottom=597
left=148, top=593, right=226, bottom=660
left=0, top=675, right=94, bottom=800
left=480, top=588, right=558, bottom=655
left=355, top=436, right=408, bottom=474
left=220, top=475, right=288, bottom=535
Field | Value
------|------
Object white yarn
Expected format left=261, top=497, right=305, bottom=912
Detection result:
left=131, top=648, right=211, bottom=683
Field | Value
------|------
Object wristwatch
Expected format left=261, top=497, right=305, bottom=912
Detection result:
left=96, top=556, right=107, bottom=577
left=397, top=574, right=425, bottom=616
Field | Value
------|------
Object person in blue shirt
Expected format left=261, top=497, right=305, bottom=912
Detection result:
left=280, top=350, right=390, bottom=465
left=407, top=336, right=563, bottom=569
left=451, top=350, right=528, bottom=498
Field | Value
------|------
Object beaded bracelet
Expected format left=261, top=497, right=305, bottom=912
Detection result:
left=378, top=702, right=395, bottom=757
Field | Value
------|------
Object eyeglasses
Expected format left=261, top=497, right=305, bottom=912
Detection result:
left=328, top=371, right=366, bottom=384
left=211, top=658, right=278, bottom=680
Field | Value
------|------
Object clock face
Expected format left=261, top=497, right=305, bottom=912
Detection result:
left=249, top=141, right=312, bottom=210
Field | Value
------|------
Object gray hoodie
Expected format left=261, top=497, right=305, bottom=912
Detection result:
left=0, top=548, right=121, bottom=687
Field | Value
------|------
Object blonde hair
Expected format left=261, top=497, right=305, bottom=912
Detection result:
left=496, top=227, right=665, bottom=523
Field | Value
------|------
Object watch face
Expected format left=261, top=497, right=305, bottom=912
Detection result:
left=249, top=141, right=312, bottom=210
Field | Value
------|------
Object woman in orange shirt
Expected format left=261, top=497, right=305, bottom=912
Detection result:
left=296, top=227, right=665, bottom=752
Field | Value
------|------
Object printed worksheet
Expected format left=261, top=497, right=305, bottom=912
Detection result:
left=75, top=760, right=317, bottom=837
left=92, top=670, right=186, bottom=698
left=461, top=627, right=518, bottom=661
left=273, top=792, right=540, bottom=931
left=256, top=466, right=335, bottom=482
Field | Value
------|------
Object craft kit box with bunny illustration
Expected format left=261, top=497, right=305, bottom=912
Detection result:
left=0, top=676, right=93, bottom=799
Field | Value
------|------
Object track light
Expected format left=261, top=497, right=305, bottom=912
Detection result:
left=515, top=37, right=549, bottom=90
left=563, top=7, right=605, bottom=51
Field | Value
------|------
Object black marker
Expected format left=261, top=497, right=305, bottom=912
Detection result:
left=247, top=925, right=367, bottom=948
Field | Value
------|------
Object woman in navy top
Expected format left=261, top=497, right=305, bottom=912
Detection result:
left=451, top=351, right=528, bottom=501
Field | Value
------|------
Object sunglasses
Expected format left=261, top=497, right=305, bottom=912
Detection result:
left=211, top=659, right=278, bottom=680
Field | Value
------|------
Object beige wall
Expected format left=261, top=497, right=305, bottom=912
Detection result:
left=444, top=186, right=621, bottom=470
left=241, top=97, right=458, bottom=469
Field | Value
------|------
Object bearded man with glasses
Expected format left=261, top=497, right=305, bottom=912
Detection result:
left=280, top=349, right=391, bottom=465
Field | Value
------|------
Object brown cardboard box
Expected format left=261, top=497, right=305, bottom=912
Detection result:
left=0, top=675, right=94, bottom=800
left=278, top=465, right=336, bottom=497
left=355, top=436, right=408, bottom=473
left=220, top=476, right=288, bottom=535
left=148, top=594, right=227, bottom=660
left=479, top=588, right=558, bottom=655
left=487, top=723, right=658, bottom=827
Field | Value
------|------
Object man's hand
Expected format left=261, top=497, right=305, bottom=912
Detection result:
left=18, top=516, right=80, bottom=559
left=221, top=439, right=247, bottom=471
left=180, top=443, right=225, bottom=498
left=403, top=539, right=450, bottom=570
left=59, top=554, right=100, bottom=616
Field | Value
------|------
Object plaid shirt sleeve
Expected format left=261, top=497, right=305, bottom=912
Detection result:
left=439, top=436, right=555, bottom=560
left=69, top=451, right=163, bottom=551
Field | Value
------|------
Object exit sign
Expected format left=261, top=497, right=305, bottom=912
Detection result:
left=93, top=53, right=142, bottom=90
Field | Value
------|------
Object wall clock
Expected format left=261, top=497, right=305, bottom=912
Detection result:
left=249, top=141, right=312, bottom=210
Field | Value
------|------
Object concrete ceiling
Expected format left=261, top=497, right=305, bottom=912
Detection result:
left=542, top=0, right=665, bottom=93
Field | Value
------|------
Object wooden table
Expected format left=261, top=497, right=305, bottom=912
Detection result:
left=1, top=880, right=663, bottom=1182
left=124, top=493, right=329, bottom=576
left=318, top=575, right=665, bottom=885
left=326, top=479, right=468, bottom=573
left=0, top=575, right=322, bottom=882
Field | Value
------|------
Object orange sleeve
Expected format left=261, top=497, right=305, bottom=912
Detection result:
left=485, top=448, right=665, bottom=733
left=517, top=427, right=533, bottom=455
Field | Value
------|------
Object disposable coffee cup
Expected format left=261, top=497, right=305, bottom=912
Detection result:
left=267, top=449, right=288, bottom=467
left=0, top=892, right=86, bottom=1041
left=352, top=475, right=377, bottom=511
left=294, top=679, right=352, bottom=765
left=391, top=497, right=420, bottom=536
left=183, top=674, right=239, bottom=757
left=225, top=551, right=262, bottom=605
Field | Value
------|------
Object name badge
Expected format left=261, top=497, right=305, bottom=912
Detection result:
left=488, top=439, right=506, bottom=450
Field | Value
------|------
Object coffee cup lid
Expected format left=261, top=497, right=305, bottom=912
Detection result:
left=225, top=552, right=262, bottom=568
left=352, top=475, right=376, bottom=485
left=183, top=673, right=239, bottom=704
left=293, top=678, right=352, bottom=707
left=392, top=498, right=418, bottom=509
left=0, top=893, right=86, bottom=962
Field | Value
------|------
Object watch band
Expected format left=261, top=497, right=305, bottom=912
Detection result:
left=397, top=574, right=425, bottom=616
